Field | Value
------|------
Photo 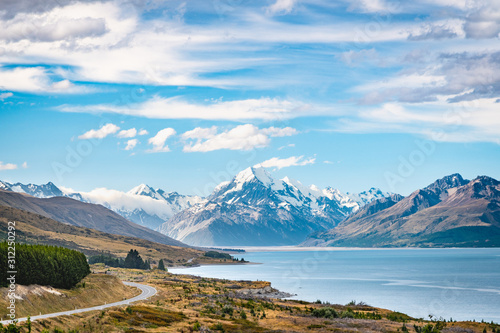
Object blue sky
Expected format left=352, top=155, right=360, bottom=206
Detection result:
left=1, top=0, right=499, bottom=196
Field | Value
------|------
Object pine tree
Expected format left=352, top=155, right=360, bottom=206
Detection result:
left=124, top=249, right=141, bottom=269
left=0, top=242, right=90, bottom=289
left=158, top=259, right=166, bottom=271
left=123, top=249, right=150, bottom=269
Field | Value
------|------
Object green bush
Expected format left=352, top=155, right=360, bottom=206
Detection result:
left=312, top=307, right=338, bottom=319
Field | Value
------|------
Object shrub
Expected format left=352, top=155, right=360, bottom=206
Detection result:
left=312, top=307, right=339, bottom=319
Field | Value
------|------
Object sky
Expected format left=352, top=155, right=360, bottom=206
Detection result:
left=0, top=0, right=499, bottom=197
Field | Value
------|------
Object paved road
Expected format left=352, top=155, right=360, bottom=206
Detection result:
left=0, top=281, right=157, bottom=325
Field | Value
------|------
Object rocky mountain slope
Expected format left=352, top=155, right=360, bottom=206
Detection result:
left=302, top=174, right=500, bottom=247
left=0, top=189, right=187, bottom=247
left=0, top=181, right=202, bottom=230
left=159, top=167, right=390, bottom=246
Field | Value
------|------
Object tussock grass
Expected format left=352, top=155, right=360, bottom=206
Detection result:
left=0, top=274, right=138, bottom=319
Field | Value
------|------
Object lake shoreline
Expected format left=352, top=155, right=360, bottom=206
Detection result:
left=234, top=246, right=499, bottom=252
left=169, top=247, right=500, bottom=323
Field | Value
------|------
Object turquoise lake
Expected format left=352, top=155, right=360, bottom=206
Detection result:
left=169, top=248, right=500, bottom=322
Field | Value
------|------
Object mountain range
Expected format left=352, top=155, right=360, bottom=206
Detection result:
left=302, top=174, right=500, bottom=247
left=0, top=168, right=390, bottom=246
left=3, top=171, right=498, bottom=248
left=159, top=167, right=390, bottom=246
left=0, top=189, right=185, bottom=247
left=0, top=180, right=202, bottom=230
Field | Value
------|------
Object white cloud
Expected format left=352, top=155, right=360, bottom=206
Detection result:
left=125, top=139, right=138, bottom=151
left=78, top=123, right=120, bottom=140
left=339, top=48, right=379, bottom=67
left=60, top=96, right=311, bottom=121
left=408, top=21, right=463, bottom=40
left=117, top=128, right=137, bottom=138
left=0, top=162, right=18, bottom=171
left=333, top=98, right=500, bottom=144
left=0, top=67, right=87, bottom=94
left=463, top=1, right=500, bottom=39
left=278, top=143, right=295, bottom=150
left=355, top=50, right=500, bottom=105
left=0, top=92, right=13, bottom=101
left=323, top=160, right=335, bottom=164
left=79, top=188, right=174, bottom=219
left=22, top=161, right=28, bottom=169
left=0, top=1, right=414, bottom=95
left=148, top=128, right=176, bottom=153
left=346, top=0, right=399, bottom=14
left=0, top=15, right=107, bottom=42
left=262, top=127, right=298, bottom=137
left=267, top=0, right=297, bottom=15
left=182, top=124, right=298, bottom=152
left=181, top=126, right=218, bottom=140
left=257, top=155, right=316, bottom=170
left=138, top=129, right=149, bottom=135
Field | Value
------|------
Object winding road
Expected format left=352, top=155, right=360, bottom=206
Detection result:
left=0, top=281, right=157, bottom=325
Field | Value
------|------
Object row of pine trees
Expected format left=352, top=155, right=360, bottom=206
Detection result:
left=0, top=242, right=91, bottom=289
left=88, top=249, right=168, bottom=271
left=88, top=249, right=160, bottom=270
left=0, top=243, right=167, bottom=290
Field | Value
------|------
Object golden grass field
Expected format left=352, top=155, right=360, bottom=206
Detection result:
left=2, top=265, right=496, bottom=333
left=0, top=274, right=139, bottom=320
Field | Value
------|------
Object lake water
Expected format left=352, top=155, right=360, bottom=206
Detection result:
left=169, top=247, right=500, bottom=322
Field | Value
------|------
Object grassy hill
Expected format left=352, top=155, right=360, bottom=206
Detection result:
left=0, top=274, right=138, bottom=319
left=0, top=205, right=215, bottom=266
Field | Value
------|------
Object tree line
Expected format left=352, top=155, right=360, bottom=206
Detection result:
left=0, top=242, right=90, bottom=289
left=88, top=249, right=151, bottom=270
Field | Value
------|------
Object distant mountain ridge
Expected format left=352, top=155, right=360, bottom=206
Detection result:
left=159, top=167, right=391, bottom=246
left=1, top=171, right=390, bottom=246
left=0, top=180, right=202, bottom=230
left=302, top=174, right=500, bottom=247
left=4, top=172, right=497, bottom=248
left=0, top=189, right=187, bottom=247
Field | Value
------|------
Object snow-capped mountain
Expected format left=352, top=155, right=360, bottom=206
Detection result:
left=346, top=188, right=393, bottom=207
left=0, top=180, right=202, bottom=230
left=301, top=173, right=500, bottom=247
left=159, top=166, right=390, bottom=246
left=1, top=181, right=64, bottom=198
left=1, top=170, right=390, bottom=244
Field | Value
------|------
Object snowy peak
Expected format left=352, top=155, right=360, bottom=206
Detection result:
left=210, top=166, right=277, bottom=202
left=160, top=167, right=395, bottom=246
left=0, top=181, right=11, bottom=191
left=209, top=167, right=392, bottom=213
left=234, top=166, right=273, bottom=187
left=7, top=181, right=64, bottom=198
left=127, top=184, right=203, bottom=209
left=128, top=184, right=158, bottom=197
left=347, top=187, right=392, bottom=208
